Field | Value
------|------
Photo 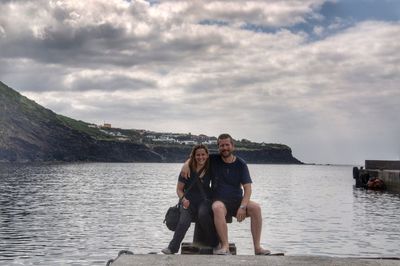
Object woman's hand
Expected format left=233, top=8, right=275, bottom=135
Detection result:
left=182, top=197, right=190, bottom=209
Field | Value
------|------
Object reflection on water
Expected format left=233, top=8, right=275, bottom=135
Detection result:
left=0, top=163, right=399, bottom=265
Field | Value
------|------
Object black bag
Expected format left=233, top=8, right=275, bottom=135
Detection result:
left=163, top=172, right=202, bottom=231
left=163, top=203, right=181, bottom=231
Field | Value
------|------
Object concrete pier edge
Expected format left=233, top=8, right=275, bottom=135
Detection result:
left=108, top=254, right=400, bottom=266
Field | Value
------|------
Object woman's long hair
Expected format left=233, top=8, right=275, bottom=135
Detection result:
left=188, top=144, right=210, bottom=175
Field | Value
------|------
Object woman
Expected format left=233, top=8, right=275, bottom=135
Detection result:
left=162, top=144, right=217, bottom=254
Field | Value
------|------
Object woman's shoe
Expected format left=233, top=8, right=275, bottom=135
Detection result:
left=161, top=247, right=173, bottom=254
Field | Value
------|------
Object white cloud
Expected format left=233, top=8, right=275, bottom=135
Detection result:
left=1, top=0, right=399, bottom=164
left=151, top=0, right=325, bottom=28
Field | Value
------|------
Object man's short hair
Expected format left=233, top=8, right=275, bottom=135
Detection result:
left=217, top=133, right=234, bottom=145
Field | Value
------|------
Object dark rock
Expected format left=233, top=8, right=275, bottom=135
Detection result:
left=236, top=148, right=302, bottom=164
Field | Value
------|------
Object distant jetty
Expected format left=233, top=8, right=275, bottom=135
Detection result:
left=353, top=160, right=400, bottom=192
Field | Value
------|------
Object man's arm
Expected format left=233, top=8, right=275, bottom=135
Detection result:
left=180, top=159, right=190, bottom=179
left=236, top=183, right=251, bottom=222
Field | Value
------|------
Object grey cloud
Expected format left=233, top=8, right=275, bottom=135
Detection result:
left=0, top=1, right=151, bottom=67
left=185, top=73, right=269, bottom=96
left=42, top=23, right=127, bottom=50
left=1, top=20, right=224, bottom=70
left=68, top=74, right=156, bottom=91
left=54, top=95, right=194, bottom=127
left=1, top=0, right=317, bottom=70
left=0, top=60, right=67, bottom=92
left=1, top=24, right=133, bottom=66
left=0, top=59, right=156, bottom=93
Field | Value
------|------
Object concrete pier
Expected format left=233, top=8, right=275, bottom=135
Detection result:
left=379, top=170, right=400, bottom=191
left=359, top=160, right=400, bottom=192
left=108, top=254, right=400, bottom=266
left=365, top=160, right=400, bottom=170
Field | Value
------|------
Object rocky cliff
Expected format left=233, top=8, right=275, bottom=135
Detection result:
left=0, top=81, right=302, bottom=164
left=152, top=146, right=302, bottom=164
left=0, top=81, right=161, bottom=162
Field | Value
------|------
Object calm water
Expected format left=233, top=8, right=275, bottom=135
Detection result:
left=0, top=163, right=399, bottom=265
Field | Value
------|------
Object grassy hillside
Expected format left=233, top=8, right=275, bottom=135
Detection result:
left=56, top=115, right=112, bottom=140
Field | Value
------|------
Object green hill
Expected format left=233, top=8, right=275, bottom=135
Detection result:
left=0, top=81, right=161, bottom=162
left=0, top=81, right=302, bottom=164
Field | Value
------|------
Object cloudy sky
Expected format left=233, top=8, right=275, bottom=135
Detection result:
left=1, top=0, right=399, bottom=164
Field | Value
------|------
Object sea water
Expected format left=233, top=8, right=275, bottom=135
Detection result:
left=0, top=163, right=399, bottom=265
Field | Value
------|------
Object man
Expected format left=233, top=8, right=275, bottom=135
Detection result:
left=182, top=133, right=270, bottom=255
left=210, top=133, right=270, bottom=255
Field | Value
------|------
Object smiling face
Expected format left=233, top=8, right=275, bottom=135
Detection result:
left=195, top=148, right=209, bottom=167
left=218, top=137, right=234, bottom=158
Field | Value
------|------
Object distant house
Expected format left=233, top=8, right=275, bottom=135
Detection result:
left=100, top=129, right=113, bottom=135
left=180, top=140, right=197, bottom=145
left=203, top=139, right=217, bottom=145
left=198, top=134, right=208, bottom=142
left=102, top=123, right=112, bottom=128
left=152, top=136, right=177, bottom=143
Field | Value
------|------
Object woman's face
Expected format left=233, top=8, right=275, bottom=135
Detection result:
left=195, top=148, right=208, bottom=166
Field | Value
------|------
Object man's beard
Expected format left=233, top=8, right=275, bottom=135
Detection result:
left=220, top=150, right=232, bottom=158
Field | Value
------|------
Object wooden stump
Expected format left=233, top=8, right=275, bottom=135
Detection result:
left=181, top=242, right=237, bottom=255
left=181, top=215, right=236, bottom=255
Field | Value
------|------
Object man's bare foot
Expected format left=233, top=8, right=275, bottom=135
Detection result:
left=255, top=248, right=271, bottom=255
left=213, top=248, right=230, bottom=255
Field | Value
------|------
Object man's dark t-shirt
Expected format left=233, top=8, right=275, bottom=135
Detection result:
left=209, top=154, right=252, bottom=201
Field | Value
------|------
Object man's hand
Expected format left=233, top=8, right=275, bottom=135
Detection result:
left=180, top=160, right=191, bottom=179
left=236, top=207, right=246, bottom=222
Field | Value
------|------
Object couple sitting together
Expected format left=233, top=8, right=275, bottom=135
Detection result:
left=162, top=133, right=270, bottom=255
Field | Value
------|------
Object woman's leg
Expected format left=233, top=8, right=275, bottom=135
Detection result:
left=197, top=200, right=219, bottom=247
left=167, top=206, right=192, bottom=253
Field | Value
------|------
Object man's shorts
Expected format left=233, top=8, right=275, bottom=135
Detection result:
left=214, top=198, right=243, bottom=218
